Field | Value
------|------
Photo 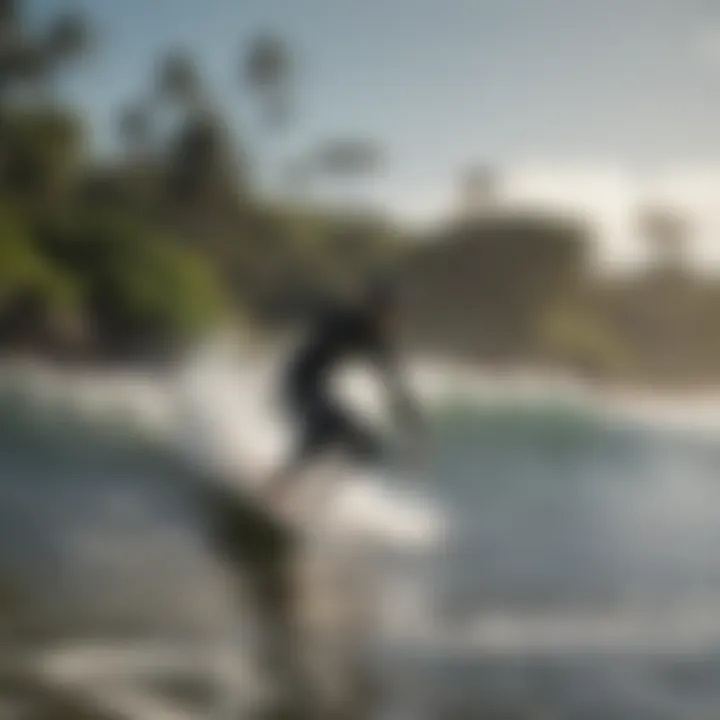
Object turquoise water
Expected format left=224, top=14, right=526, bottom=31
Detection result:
left=3, top=384, right=720, bottom=717
left=431, top=403, right=720, bottom=613
left=391, top=402, right=720, bottom=718
left=0, top=386, right=225, bottom=640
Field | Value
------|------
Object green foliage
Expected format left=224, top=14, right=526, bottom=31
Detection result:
left=270, top=204, right=400, bottom=294
left=39, top=214, right=227, bottom=344
left=108, top=229, right=226, bottom=339
left=0, top=209, right=45, bottom=294
left=538, top=303, right=630, bottom=378
left=0, top=206, right=77, bottom=311
left=403, top=214, right=590, bottom=359
left=3, top=108, right=84, bottom=204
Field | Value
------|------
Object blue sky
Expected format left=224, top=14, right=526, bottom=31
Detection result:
left=25, top=0, right=720, bottom=220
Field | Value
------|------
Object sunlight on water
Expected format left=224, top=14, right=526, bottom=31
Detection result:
left=2, top=358, right=720, bottom=717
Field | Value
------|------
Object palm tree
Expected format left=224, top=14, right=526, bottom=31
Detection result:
left=243, top=33, right=293, bottom=129
left=282, top=139, right=384, bottom=194
left=44, top=12, right=89, bottom=64
left=0, top=0, right=18, bottom=40
left=117, top=102, right=152, bottom=155
left=0, top=6, right=89, bottom=100
left=0, top=41, right=43, bottom=90
left=156, top=48, right=203, bottom=109
left=311, top=139, right=383, bottom=179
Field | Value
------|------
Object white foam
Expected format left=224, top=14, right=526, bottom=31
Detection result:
left=11, top=343, right=720, bottom=556
left=318, top=473, right=446, bottom=550
left=391, top=601, right=720, bottom=657
left=407, top=356, right=720, bottom=439
left=173, top=340, right=289, bottom=483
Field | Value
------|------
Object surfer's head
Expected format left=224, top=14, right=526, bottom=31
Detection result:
left=363, top=273, right=402, bottom=329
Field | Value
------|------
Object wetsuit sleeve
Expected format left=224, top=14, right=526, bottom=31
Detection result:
left=368, top=329, right=423, bottom=433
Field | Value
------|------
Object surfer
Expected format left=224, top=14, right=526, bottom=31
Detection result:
left=266, top=276, right=424, bottom=504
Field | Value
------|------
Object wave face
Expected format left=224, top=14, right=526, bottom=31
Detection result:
left=4, top=354, right=720, bottom=717
left=429, top=401, right=720, bottom=618
left=0, top=380, right=230, bottom=640
left=381, top=398, right=720, bottom=719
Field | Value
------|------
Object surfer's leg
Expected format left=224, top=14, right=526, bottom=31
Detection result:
left=264, top=395, right=337, bottom=502
left=332, top=409, right=384, bottom=467
left=266, top=391, right=384, bottom=506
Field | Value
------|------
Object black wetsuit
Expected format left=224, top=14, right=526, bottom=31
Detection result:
left=285, top=303, right=396, bottom=466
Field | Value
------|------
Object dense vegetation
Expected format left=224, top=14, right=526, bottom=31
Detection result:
left=407, top=208, right=720, bottom=386
left=0, top=1, right=393, bottom=359
left=1, top=0, right=719, bottom=385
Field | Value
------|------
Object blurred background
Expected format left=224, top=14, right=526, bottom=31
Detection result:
left=4, top=0, right=720, bottom=718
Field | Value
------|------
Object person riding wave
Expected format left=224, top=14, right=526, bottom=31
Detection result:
left=266, top=276, right=424, bottom=504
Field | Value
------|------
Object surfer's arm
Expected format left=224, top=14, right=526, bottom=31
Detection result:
left=375, top=347, right=423, bottom=435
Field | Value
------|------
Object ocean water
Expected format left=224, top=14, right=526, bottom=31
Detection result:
left=2, top=358, right=720, bottom=718
left=385, top=401, right=720, bottom=719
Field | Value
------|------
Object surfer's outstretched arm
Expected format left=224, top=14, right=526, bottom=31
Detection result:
left=376, top=349, right=424, bottom=446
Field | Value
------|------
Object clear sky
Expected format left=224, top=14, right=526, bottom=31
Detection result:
left=25, top=0, right=720, bottom=222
